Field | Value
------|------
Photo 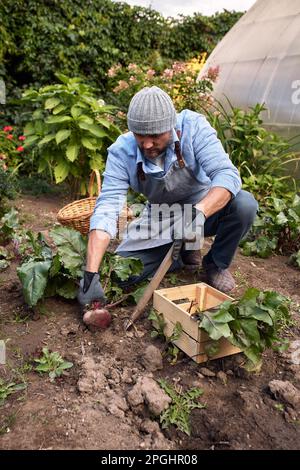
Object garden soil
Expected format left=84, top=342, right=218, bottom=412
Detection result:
left=1, top=194, right=300, bottom=450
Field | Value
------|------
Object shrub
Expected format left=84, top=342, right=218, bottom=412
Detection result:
left=21, top=74, right=120, bottom=195
left=106, top=56, right=219, bottom=131
left=203, top=100, right=300, bottom=183
left=242, top=174, right=296, bottom=202
left=241, top=194, right=300, bottom=258
left=0, top=125, right=27, bottom=173
left=0, top=159, right=17, bottom=208
left=0, top=0, right=240, bottom=92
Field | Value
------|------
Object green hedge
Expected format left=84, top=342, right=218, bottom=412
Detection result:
left=0, top=0, right=242, bottom=94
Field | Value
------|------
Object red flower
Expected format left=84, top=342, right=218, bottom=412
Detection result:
left=6, top=134, right=13, bottom=140
left=3, top=126, right=13, bottom=132
left=18, top=135, right=26, bottom=141
left=16, top=146, right=24, bottom=152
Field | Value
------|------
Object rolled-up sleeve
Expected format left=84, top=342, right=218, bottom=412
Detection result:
left=89, top=149, right=129, bottom=238
left=193, top=116, right=242, bottom=197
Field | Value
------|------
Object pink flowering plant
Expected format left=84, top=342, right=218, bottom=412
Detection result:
left=0, top=125, right=27, bottom=173
left=107, top=57, right=219, bottom=130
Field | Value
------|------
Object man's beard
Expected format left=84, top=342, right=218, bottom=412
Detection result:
left=141, top=136, right=172, bottom=159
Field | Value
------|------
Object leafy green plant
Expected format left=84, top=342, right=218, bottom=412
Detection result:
left=0, top=161, right=17, bottom=206
left=0, top=207, right=19, bottom=243
left=241, top=194, right=300, bottom=258
left=21, top=74, right=120, bottom=195
left=198, top=288, right=291, bottom=371
left=16, top=226, right=144, bottom=307
left=289, top=250, right=300, bottom=269
left=166, top=273, right=179, bottom=286
left=0, top=0, right=240, bottom=96
left=0, top=246, right=11, bottom=271
left=158, top=379, right=205, bottom=435
left=0, top=378, right=26, bottom=405
left=148, top=309, right=166, bottom=339
left=203, top=100, right=300, bottom=183
left=100, top=252, right=143, bottom=304
left=148, top=309, right=183, bottom=364
left=17, top=227, right=86, bottom=306
left=242, top=174, right=296, bottom=202
left=163, top=10, right=243, bottom=60
left=18, top=175, right=63, bottom=196
left=34, top=347, right=73, bottom=382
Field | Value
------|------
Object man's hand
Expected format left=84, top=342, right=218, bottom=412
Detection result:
left=172, top=207, right=206, bottom=261
left=77, top=271, right=106, bottom=307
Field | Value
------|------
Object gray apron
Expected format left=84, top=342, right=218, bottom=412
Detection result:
left=116, top=137, right=211, bottom=252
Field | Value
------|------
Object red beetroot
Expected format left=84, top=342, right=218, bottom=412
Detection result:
left=83, top=301, right=111, bottom=329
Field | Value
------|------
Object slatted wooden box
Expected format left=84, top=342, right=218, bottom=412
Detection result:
left=153, top=282, right=241, bottom=364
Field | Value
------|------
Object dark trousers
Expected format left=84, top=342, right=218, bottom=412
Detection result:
left=117, top=190, right=258, bottom=286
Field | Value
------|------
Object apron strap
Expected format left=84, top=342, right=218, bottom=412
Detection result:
left=137, top=161, right=146, bottom=181
left=175, top=130, right=185, bottom=168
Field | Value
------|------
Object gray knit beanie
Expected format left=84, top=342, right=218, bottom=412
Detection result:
left=127, top=86, right=177, bottom=135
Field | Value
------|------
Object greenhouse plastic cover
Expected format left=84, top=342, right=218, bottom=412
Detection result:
left=198, top=0, right=300, bottom=142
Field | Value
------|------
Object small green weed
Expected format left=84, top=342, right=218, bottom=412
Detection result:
left=158, top=379, right=205, bottom=435
left=34, top=347, right=73, bottom=382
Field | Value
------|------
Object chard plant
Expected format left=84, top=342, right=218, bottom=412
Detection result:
left=16, top=226, right=144, bottom=307
left=198, top=288, right=291, bottom=371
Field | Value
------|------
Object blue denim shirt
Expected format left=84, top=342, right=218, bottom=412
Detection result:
left=90, top=109, right=242, bottom=237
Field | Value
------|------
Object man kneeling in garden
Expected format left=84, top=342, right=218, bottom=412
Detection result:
left=77, top=86, right=258, bottom=325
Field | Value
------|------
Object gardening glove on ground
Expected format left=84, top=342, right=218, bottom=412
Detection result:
left=77, top=271, right=106, bottom=307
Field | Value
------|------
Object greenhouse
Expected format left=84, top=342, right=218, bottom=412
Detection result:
left=199, top=0, right=300, bottom=140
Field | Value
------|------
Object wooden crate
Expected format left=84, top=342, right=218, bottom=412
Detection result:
left=153, top=282, right=241, bottom=364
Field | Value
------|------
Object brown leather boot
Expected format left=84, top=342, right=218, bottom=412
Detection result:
left=181, top=249, right=202, bottom=270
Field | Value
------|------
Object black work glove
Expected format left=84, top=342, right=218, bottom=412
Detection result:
left=172, top=207, right=206, bottom=261
left=77, top=271, right=106, bottom=307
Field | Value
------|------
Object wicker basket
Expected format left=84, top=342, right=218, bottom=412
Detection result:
left=57, top=170, right=102, bottom=235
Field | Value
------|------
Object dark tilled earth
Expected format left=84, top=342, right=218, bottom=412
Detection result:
left=0, top=194, right=300, bottom=450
